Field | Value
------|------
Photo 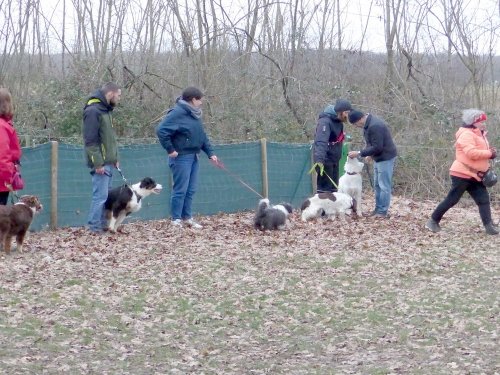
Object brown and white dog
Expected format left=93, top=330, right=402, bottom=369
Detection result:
left=0, top=195, right=43, bottom=254
left=301, top=192, right=356, bottom=221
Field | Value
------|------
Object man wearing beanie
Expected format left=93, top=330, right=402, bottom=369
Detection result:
left=312, top=98, right=352, bottom=193
left=348, top=110, right=397, bottom=218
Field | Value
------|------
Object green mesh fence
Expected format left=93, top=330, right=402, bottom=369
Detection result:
left=17, top=141, right=349, bottom=231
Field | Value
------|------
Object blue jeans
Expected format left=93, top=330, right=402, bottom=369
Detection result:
left=373, top=157, right=396, bottom=215
left=87, top=165, right=113, bottom=231
left=169, top=154, right=199, bottom=220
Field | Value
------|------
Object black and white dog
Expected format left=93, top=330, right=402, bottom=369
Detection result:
left=104, top=177, right=162, bottom=233
left=253, top=198, right=293, bottom=231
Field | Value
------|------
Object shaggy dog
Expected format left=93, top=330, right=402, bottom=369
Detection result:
left=104, top=177, right=162, bottom=233
left=300, top=192, right=356, bottom=221
left=254, top=198, right=293, bottom=231
left=338, top=156, right=364, bottom=216
left=0, top=195, right=43, bottom=254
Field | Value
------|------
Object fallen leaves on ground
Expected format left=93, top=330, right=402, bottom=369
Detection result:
left=0, top=195, right=498, bottom=374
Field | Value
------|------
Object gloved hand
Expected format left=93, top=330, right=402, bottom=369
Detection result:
left=316, top=162, right=325, bottom=176
left=490, top=147, right=497, bottom=159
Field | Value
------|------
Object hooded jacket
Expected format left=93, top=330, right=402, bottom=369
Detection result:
left=0, top=115, right=22, bottom=192
left=313, top=108, right=344, bottom=164
left=359, top=114, right=397, bottom=162
left=450, top=126, right=493, bottom=181
left=82, top=89, right=119, bottom=168
left=156, top=100, right=214, bottom=158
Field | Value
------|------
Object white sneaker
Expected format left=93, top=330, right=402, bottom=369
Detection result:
left=185, top=218, right=202, bottom=229
left=171, top=219, right=183, bottom=227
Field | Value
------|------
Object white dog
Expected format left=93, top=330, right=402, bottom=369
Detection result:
left=300, top=192, right=356, bottom=221
left=338, top=156, right=364, bottom=216
left=254, top=198, right=293, bottom=230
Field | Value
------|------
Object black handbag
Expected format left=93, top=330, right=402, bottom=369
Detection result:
left=481, top=168, right=497, bottom=187
left=460, top=160, right=497, bottom=188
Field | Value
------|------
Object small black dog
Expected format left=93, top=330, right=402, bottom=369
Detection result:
left=253, top=198, right=293, bottom=231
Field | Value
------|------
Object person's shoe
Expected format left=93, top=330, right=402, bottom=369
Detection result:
left=88, top=228, right=105, bottom=236
left=374, top=212, right=390, bottom=219
left=185, top=218, right=202, bottom=229
left=484, top=222, right=499, bottom=235
left=171, top=219, right=183, bottom=227
left=425, top=218, right=441, bottom=232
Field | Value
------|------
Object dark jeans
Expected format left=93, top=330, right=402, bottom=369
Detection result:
left=0, top=191, right=9, bottom=205
left=431, top=176, right=493, bottom=225
left=316, top=161, right=339, bottom=193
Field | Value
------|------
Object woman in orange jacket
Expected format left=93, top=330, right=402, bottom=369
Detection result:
left=426, top=109, right=498, bottom=235
left=0, top=88, right=22, bottom=205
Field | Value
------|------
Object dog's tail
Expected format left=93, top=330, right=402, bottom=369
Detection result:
left=254, top=198, right=270, bottom=229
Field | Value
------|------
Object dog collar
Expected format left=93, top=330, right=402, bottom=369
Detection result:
left=346, top=172, right=358, bottom=175
left=134, top=191, right=142, bottom=202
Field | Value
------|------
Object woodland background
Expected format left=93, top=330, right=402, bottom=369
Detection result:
left=1, top=2, right=499, bottom=373
left=1, top=0, right=500, bottom=199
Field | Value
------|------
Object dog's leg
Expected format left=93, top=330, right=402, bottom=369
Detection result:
left=4, top=235, right=12, bottom=254
left=301, top=207, right=317, bottom=222
left=0, top=233, right=6, bottom=253
left=108, top=215, right=117, bottom=233
left=114, top=212, right=128, bottom=233
left=355, top=191, right=363, bottom=216
left=15, top=231, right=27, bottom=253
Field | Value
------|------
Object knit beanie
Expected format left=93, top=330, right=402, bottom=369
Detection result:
left=333, top=99, right=352, bottom=113
left=348, top=110, right=365, bottom=124
left=462, top=109, right=487, bottom=126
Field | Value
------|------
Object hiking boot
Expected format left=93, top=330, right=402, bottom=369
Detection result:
left=425, top=218, right=441, bottom=232
left=185, top=218, right=202, bottom=229
left=374, top=212, right=390, bottom=219
left=484, top=222, right=499, bottom=235
left=171, top=219, right=183, bottom=227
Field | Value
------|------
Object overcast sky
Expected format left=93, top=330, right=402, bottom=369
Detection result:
left=8, top=0, right=500, bottom=55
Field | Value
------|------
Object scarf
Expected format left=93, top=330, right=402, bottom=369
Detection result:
left=178, top=98, right=202, bottom=119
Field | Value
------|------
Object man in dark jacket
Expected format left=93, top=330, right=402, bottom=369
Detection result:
left=82, top=82, right=121, bottom=233
left=313, top=99, right=352, bottom=193
left=348, top=110, right=397, bottom=218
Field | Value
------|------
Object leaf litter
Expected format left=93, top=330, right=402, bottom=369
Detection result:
left=0, top=195, right=498, bottom=374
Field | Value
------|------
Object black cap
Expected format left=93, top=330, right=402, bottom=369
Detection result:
left=348, top=110, right=365, bottom=124
left=333, top=99, right=352, bottom=113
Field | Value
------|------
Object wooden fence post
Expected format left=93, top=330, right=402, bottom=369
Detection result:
left=50, top=141, right=58, bottom=230
left=260, top=138, right=268, bottom=198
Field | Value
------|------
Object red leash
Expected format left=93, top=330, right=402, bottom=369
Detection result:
left=210, top=159, right=264, bottom=198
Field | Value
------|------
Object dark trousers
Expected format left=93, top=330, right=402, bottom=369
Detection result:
left=432, top=176, right=492, bottom=225
left=0, top=191, right=9, bottom=205
left=316, top=162, right=339, bottom=193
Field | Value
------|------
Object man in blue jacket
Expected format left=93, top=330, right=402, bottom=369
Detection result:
left=348, top=110, right=397, bottom=218
left=156, top=87, right=218, bottom=229
left=313, top=99, right=352, bottom=193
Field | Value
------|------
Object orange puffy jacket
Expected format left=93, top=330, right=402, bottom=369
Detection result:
left=450, top=127, right=493, bottom=181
